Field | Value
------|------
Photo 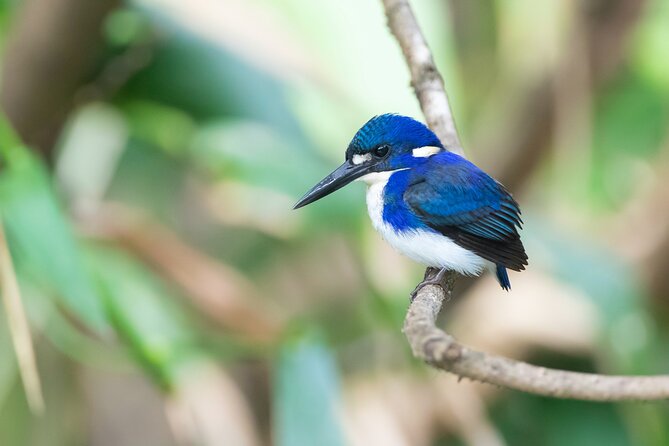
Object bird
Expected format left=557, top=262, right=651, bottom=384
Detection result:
left=294, top=114, right=527, bottom=293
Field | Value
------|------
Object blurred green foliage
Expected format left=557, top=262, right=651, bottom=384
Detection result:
left=274, top=334, right=345, bottom=446
left=0, top=124, right=108, bottom=331
left=0, top=0, right=667, bottom=445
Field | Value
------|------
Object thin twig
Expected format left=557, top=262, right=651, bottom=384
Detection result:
left=382, top=0, right=462, bottom=155
left=381, top=0, right=669, bottom=401
left=0, top=217, right=44, bottom=413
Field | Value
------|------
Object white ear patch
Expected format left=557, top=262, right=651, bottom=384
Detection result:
left=352, top=153, right=372, bottom=165
left=412, top=146, right=442, bottom=158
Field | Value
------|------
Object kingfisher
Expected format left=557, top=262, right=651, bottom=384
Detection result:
left=294, top=114, right=527, bottom=292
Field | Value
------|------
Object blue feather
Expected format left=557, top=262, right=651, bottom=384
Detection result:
left=401, top=151, right=528, bottom=272
left=496, top=264, right=511, bottom=291
left=348, top=114, right=443, bottom=157
left=336, top=113, right=528, bottom=290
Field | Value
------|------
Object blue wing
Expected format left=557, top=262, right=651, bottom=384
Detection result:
left=404, top=154, right=528, bottom=271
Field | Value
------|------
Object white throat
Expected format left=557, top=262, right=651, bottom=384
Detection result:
left=358, top=171, right=393, bottom=239
left=356, top=170, right=395, bottom=186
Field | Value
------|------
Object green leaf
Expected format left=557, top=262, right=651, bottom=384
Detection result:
left=0, top=138, right=107, bottom=331
left=189, top=119, right=366, bottom=234
left=120, top=21, right=303, bottom=137
left=89, top=246, right=199, bottom=390
left=189, top=120, right=322, bottom=196
left=632, top=0, right=669, bottom=94
left=274, top=334, right=345, bottom=446
left=122, top=100, right=196, bottom=155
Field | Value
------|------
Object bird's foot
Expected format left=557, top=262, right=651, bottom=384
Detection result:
left=410, top=267, right=449, bottom=301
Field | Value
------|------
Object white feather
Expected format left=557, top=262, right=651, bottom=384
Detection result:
left=360, top=171, right=488, bottom=276
left=352, top=154, right=372, bottom=165
left=412, top=146, right=442, bottom=158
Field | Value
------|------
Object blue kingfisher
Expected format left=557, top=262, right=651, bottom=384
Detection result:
left=294, top=114, right=527, bottom=292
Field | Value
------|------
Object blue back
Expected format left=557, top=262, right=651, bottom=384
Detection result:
left=383, top=151, right=522, bottom=242
left=383, top=151, right=527, bottom=272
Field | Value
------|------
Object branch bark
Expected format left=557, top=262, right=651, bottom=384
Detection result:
left=382, top=0, right=462, bottom=156
left=381, top=0, right=669, bottom=401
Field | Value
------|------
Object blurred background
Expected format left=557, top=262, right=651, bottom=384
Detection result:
left=0, top=0, right=668, bottom=444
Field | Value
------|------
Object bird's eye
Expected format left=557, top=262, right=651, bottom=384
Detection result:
left=372, top=145, right=389, bottom=158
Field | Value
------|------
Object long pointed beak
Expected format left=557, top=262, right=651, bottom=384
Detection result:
left=294, top=160, right=370, bottom=209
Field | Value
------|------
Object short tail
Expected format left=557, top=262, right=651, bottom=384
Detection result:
left=495, top=264, right=511, bottom=291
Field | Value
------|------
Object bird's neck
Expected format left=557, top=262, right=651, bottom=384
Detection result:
left=361, top=171, right=392, bottom=234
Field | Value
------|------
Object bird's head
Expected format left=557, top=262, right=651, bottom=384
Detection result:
left=294, top=114, right=443, bottom=209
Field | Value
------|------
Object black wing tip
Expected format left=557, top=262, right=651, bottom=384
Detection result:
left=496, top=264, right=512, bottom=290
left=447, top=230, right=529, bottom=272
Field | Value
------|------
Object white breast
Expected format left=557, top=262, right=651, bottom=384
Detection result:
left=360, top=172, right=487, bottom=276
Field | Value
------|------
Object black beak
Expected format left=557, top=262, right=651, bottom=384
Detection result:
left=294, top=159, right=370, bottom=209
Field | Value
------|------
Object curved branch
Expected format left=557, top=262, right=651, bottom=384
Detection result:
left=382, top=0, right=669, bottom=401
left=405, top=271, right=669, bottom=401
left=382, top=0, right=462, bottom=156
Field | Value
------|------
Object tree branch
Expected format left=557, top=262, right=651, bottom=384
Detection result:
left=381, top=0, right=669, bottom=401
left=382, top=0, right=462, bottom=156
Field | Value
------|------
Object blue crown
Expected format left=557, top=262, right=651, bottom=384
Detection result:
left=346, top=114, right=443, bottom=157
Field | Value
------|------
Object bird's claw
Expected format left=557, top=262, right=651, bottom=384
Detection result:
left=410, top=268, right=448, bottom=301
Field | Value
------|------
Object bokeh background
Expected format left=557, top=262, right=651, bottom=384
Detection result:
left=0, top=0, right=668, bottom=445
